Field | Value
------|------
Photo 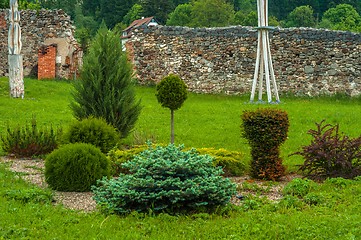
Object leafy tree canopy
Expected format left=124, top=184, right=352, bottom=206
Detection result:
left=140, top=0, right=175, bottom=24
left=191, top=0, right=234, bottom=27
left=166, top=3, right=193, bottom=26
left=122, top=4, right=144, bottom=26
left=284, top=5, right=316, bottom=28
left=319, top=4, right=361, bottom=32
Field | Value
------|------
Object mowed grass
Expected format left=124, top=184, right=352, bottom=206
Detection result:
left=1, top=77, right=361, bottom=171
left=1, top=78, right=361, bottom=239
left=1, top=163, right=360, bottom=239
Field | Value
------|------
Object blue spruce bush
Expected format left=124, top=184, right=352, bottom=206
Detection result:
left=92, top=144, right=237, bottom=214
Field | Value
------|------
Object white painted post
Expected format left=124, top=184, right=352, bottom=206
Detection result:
left=250, top=0, right=279, bottom=103
left=8, top=0, right=24, bottom=98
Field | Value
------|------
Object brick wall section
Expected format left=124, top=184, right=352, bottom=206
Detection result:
left=130, top=26, right=361, bottom=97
left=0, top=11, right=6, bottom=28
left=38, top=45, right=56, bottom=79
left=0, top=9, right=81, bottom=78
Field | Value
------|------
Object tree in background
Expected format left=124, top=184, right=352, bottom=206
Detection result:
left=234, top=10, right=257, bottom=26
left=140, top=0, right=175, bottom=24
left=71, top=24, right=142, bottom=138
left=269, top=0, right=319, bottom=21
left=39, top=0, right=78, bottom=19
left=81, top=0, right=100, bottom=17
left=99, top=0, right=135, bottom=29
left=166, top=3, right=193, bottom=26
left=319, top=4, right=361, bottom=32
left=0, top=0, right=8, bottom=8
left=122, top=4, right=144, bottom=26
left=284, top=5, right=316, bottom=27
left=156, top=74, right=187, bottom=144
left=190, top=0, right=234, bottom=27
left=74, top=5, right=99, bottom=53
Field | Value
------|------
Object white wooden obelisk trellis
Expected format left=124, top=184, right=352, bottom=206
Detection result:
left=8, top=0, right=24, bottom=98
left=250, top=0, right=279, bottom=103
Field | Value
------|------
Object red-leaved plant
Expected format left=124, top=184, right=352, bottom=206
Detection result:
left=292, top=120, right=361, bottom=180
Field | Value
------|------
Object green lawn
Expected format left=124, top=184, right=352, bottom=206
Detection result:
left=0, top=163, right=360, bottom=239
left=1, top=77, right=361, bottom=171
left=1, top=77, right=361, bottom=239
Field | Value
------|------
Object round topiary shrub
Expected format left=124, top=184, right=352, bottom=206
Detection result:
left=156, top=74, right=187, bottom=143
left=45, top=143, right=110, bottom=192
left=64, top=117, right=120, bottom=154
left=92, top=144, right=237, bottom=215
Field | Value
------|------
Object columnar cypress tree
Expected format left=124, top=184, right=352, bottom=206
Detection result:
left=71, top=24, right=141, bottom=138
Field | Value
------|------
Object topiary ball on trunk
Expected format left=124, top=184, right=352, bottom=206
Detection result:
left=156, top=74, right=187, bottom=111
left=45, top=143, right=110, bottom=192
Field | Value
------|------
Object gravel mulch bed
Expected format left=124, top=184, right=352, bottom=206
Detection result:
left=0, top=157, right=97, bottom=212
left=1, top=157, right=302, bottom=212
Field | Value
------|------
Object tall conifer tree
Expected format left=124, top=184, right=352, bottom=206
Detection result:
left=71, top=24, right=141, bottom=138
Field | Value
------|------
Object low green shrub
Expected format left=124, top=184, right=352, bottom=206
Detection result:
left=108, top=145, right=246, bottom=176
left=278, top=195, right=305, bottom=210
left=63, top=117, right=120, bottom=154
left=107, top=145, right=150, bottom=175
left=241, top=108, right=289, bottom=180
left=45, top=143, right=110, bottom=192
left=0, top=117, right=61, bottom=158
left=2, top=188, right=53, bottom=204
left=283, top=178, right=317, bottom=198
left=304, top=192, right=324, bottom=206
left=292, top=120, right=361, bottom=180
left=195, top=148, right=246, bottom=176
left=92, top=144, right=237, bottom=215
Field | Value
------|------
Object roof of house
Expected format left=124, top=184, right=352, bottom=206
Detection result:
left=123, top=16, right=155, bottom=32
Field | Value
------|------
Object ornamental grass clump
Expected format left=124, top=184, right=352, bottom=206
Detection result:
left=92, top=144, right=237, bottom=215
left=241, top=108, right=289, bottom=180
left=1, top=117, right=61, bottom=158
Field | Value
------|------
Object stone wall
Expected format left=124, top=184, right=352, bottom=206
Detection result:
left=0, top=9, right=81, bottom=79
left=129, top=26, right=361, bottom=96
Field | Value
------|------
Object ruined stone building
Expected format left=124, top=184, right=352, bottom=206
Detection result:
left=0, top=9, right=82, bottom=80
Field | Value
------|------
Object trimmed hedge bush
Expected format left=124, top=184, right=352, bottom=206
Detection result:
left=64, top=117, right=120, bottom=154
left=108, top=145, right=246, bottom=177
left=45, top=143, right=110, bottom=192
left=241, top=108, right=289, bottom=180
left=93, top=144, right=237, bottom=215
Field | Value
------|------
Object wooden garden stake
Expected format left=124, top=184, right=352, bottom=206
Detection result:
left=250, top=0, right=279, bottom=103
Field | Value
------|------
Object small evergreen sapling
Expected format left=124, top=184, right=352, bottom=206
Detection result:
left=71, top=23, right=141, bottom=138
left=156, top=74, right=187, bottom=144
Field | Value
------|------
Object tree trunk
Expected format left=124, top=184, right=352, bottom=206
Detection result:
left=8, top=54, right=24, bottom=98
left=170, top=109, right=174, bottom=144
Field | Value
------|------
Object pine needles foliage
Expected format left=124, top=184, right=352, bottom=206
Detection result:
left=71, top=24, right=141, bottom=138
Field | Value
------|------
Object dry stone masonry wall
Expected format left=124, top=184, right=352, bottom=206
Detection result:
left=129, top=26, right=361, bottom=96
left=0, top=9, right=81, bottom=79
